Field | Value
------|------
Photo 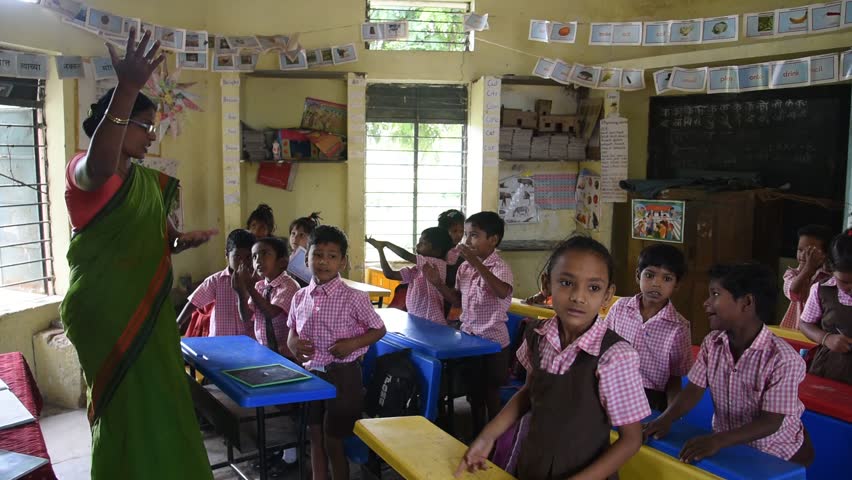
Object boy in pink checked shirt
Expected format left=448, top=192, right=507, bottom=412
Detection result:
left=645, top=263, right=814, bottom=466
left=780, top=225, right=834, bottom=330
left=176, top=229, right=256, bottom=337
left=234, top=237, right=300, bottom=359
left=287, top=225, right=386, bottom=480
left=606, top=244, right=693, bottom=412
left=458, top=236, right=648, bottom=479
left=366, top=227, right=455, bottom=324
left=426, top=211, right=514, bottom=434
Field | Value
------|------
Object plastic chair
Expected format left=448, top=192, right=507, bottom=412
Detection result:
left=345, top=338, right=442, bottom=465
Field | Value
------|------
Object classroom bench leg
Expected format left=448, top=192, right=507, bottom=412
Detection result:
left=256, top=407, right=267, bottom=480
left=445, top=361, right=456, bottom=437
left=298, top=404, right=307, bottom=480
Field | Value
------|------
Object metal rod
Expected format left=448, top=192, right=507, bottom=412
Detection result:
left=0, top=258, right=52, bottom=269
left=0, top=221, right=49, bottom=228
left=0, top=202, right=48, bottom=208
left=0, top=184, right=47, bottom=188
left=1, top=276, right=54, bottom=288
left=0, top=239, right=51, bottom=249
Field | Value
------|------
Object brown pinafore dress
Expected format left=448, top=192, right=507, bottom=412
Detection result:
left=808, top=285, right=852, bottom=385
left=516, top=324, right=624, bottom=480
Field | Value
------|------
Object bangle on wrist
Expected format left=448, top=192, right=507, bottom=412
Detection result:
left=820, top=332, right=832, bottom=346
left=104, top=112, right=129, bottom=126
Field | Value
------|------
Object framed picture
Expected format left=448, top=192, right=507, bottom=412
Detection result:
left=631, top=199, right=685, bottom=243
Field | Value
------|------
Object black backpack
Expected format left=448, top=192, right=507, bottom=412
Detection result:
left=365, top=349, right=422, bottom=418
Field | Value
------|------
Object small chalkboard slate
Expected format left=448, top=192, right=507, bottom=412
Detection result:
left=222, top=364, right=311, bottom=388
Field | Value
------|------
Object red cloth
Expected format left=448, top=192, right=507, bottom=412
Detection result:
left=64, top=152, right=123, bottom=231
left=0, top=352, right=57, bottom=480
left=185, top=303, right=213, bottom=337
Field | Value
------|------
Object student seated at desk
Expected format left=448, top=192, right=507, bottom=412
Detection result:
left=458, top=236, right=649, bottom=480
left=781, top=224, right=833, bottom=330
left=234, top=237, right=300, bottom=358
left=247, top=203, right=276, bottom=238
left=366, top=227, right=454, bottom=324
left=287, top=212, right=322, bottom=287
left=177, top=228, right=256, bottom=337
left=606, top=244, right=693, bottom=412
left=799, top=229, right=852, bottom=385
left=645, top=263, right=814, bottom=466
left=287, top=225, right=386, bottom=480
left=425, top=211, right=514, bottom=434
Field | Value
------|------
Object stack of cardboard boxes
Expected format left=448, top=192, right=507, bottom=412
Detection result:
left=500, top=99, right=584, bottom=160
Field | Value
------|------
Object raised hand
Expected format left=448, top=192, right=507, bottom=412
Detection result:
left=106, top=28, right=166, bottom=92
left=175, top=229, right=218, bottom=253
left=365, top=236, right=385, bottom=251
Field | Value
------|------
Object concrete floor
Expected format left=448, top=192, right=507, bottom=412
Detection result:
left=39, top=400, right=472, bottom=479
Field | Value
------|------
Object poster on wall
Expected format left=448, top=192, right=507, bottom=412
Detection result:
left=575, top=170, right=601, bottom=230
left=498, top=175, right=539, bottom=224
left=631, top=199, right=685, bottom=243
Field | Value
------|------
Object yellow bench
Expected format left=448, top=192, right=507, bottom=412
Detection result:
left=768, top=325, right=815, bottom=345
left=609, top=431, right=720, bottom=480
left=354, top=416, right=515, bottom=479
left=509, top=296, right=621, bottom=320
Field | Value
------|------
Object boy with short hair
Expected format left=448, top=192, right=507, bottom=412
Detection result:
left=177, top=229, right=256, bottom=336
left=780, top=224, right=834, bottom=329
left=235, top=236, right=300, bottom=358
left=606, top=244, right=693, bottom=411
left=645, top=263, right=813, bottom=466
left=426, top=211, right=514, bottom=433
left=287, top=225, right=386, bottom=480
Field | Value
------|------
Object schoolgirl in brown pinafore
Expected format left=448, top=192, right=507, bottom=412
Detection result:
left=808, top=284, right=852, bottom=384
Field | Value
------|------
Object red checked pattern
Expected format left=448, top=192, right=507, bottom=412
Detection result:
left=399, top=255, right=448, bottom=324
left=800, top=277, right=852, bottom=325
left=606, top=295, right=693, bottom=392
left=287, top=275, right=385, bottom=370
left=688, top=327, right=806, bottom=460
left=457, top=251, right=513, bottom=348
left=517, top=317, right=652, bottom=427
left=249, top=271, right=300, bottom=352
left=189, top=268, right=252, bottom=337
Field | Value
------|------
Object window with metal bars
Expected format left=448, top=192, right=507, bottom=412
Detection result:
left=365, top=0, right=472, bottom=52
left=0, top=77, right=54, bottom=295
left=365, top=84, right=467, bottom=263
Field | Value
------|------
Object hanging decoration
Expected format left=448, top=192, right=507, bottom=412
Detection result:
left=143, top=64, right=203, bottom=138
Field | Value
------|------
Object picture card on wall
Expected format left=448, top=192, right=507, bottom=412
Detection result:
left=308, top=48, right=334, bottom=67
left=668, top=19, right=702, bottom=44
left=653, top=69, right=672, bottom=94
left=86, top=8, right=123, bottom=35
left=279, top=50, right=308, bottom=70
left=769, top=58, right=810, bottom=88
left=702, top=15, right=738, bottom=43
left=227, top=36, right=262, bottom=50
left=55, top=56, right=84, bottom=79
left=120, top=18, right=141, bottom=39
left=332, top=44, right=358, bottom=65
left=213, top=53, right=237, bottom=71
left=589, top=23, right=614, bottom=45
left=809, top=2, right=842, bottom=32
left=744, top=11, right=777, bottom=37
left=215, top=36, right=237, bottom=54
left=91, top=56, right=116, bottom=80
left=598, top=68, right=622, bottom=89
left=532, top=57, right=557, bottom=78
left=669, top=67, right=707, bottom=92
left=257, top=35, right=290, bottom=52
left=643, top=21, right=670, bottom=45
left=550, top=60, right=573, bottom=84
left=810, top=53, right=838, bottom=84
left=569, top=64, right=601, bottom=87
left=42, top=0, right=85, bottom=19
left=177, top=52, right=208, bottom=70
left=548, top=22, right=577, bottom=43
left=237, top=53, right=258, bottom=71
left=16, top=54, right=48, bottom=80
left=611, top=22, right=643, bottom=45
left=155, top=27, right=186, bottom=51
left=845, top=1, right=852, bottom=27
left=184, top=31, right=208, bottom=53
left=737, top=63, right=770, bottom=91
left=621, top=69, right=645, bottom=90
left=707, top=66, right=739, bottom=94
left=0, top=51, right=15, bottom=77
left=464, top=13, right=489, bottom=32
left=529, top=20, right=550, bottom=42
left=776, top=6, right=810, bottom=35
left=842, top=50, right=852, bottom=79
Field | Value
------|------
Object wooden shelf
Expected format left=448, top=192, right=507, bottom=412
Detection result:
left=248, top=70, right=365, bottom=80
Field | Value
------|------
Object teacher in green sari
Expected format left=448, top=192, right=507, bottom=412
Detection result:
left=60, top=29, right=216, bottom=480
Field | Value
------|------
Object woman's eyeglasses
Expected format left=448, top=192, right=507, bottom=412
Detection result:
left=128, top=119, right=156, bottom=135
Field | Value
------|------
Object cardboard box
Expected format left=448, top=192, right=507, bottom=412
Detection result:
left=538, top=115, right=579, bottom=134
left=534, top=99, right=552, bottom=116
left=502, top=109, right=538, bottom=129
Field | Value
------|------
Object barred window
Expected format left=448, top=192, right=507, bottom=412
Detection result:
left=366, top=1, right=472, bottom=52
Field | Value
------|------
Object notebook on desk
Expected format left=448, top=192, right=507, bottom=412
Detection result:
left=0, top=389, right=35, bottom=431
left=0, top=450, right=48, bottom=480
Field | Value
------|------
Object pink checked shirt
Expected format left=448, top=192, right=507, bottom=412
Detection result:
left=189, top=268, right=250, bottom=337
left=800, top=277, right=852, bottom=326
left=287, top=275, right=385, bottom=371
left=606, top=295, right=693, bottom=392
left=780, top=267, right=832, bottom=329
left=688, top=327, right=806, bottom=460
left=446, top=244, right=462, bottom=265
left=457, top=251, right=513, bottom=348
left=249, top=271, right=300, bottom=355
left=517, top=317, right=652, bottom=426
left=399, top=255, right=447, bottom=324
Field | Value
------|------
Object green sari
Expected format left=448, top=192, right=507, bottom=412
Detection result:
left=60, top=164, right=212, bottom=480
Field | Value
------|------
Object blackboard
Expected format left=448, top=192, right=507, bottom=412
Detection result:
left=648, top=84, right=850, bottom=200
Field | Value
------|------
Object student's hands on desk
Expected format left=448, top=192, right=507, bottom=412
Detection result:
left=455, top=434, right=496, bottom=476
left=678, top=434, right=722, bottom=463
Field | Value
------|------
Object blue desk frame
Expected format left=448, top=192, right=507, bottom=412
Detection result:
left=181, top=336, right=336, bottom=480
left=376, top=308, right=501, bottom=435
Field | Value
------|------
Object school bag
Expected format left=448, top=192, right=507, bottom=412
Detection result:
left=365, top=349, right=422, bottom=418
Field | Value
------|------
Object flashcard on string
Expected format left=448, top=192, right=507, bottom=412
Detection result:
left=643, top=21, right=670, bottom=45
left=669, top=67, right=707, bottom=92
left=707, top=66, right=739, bottom=94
